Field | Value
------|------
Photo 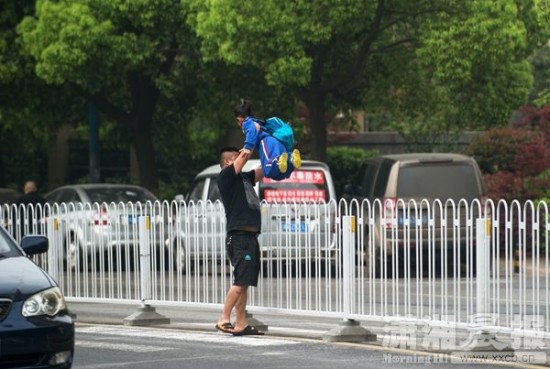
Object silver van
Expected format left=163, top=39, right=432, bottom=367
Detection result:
left=344, top=153, right=488, bottom=277
left=168, top=159, right=337, bottom=274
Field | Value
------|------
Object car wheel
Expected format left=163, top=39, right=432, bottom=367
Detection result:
left=173, top=239, right=187, bottom=274
left=64, top=233, right=81, bottom=271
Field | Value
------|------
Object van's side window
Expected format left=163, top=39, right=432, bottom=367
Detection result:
left=188, top=179, right=206, bottom=203
left=373, top=159, right=393, bottom=198
left=361, top=163, right=378, bottom=198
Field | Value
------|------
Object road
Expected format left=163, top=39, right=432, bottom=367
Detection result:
left=73, top=323, right=545, bottom=369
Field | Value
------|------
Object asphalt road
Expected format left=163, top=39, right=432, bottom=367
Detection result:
left=74, top=324, right=540, bottom=369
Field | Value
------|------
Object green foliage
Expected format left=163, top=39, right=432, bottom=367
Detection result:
left=326, top=146, right=379, bottom=199
left=466, top=105, right=550, bottom=201
left=465, top=128, right=536, bottom=173
left=192, top=0, right=550, bottom=163
left=416, top=0, right=547, bottom=126
left=529, top=45, right=550, bottom=106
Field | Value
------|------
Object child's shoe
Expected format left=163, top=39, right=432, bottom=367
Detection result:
left=291, top=149, right=301, bottom=169
left=278, top=152, right=288, bottom=173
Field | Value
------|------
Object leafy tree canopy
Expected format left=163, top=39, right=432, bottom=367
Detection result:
left=191, top=0, right=550, bottom=160
left=18, top=0, right=199, bottom=192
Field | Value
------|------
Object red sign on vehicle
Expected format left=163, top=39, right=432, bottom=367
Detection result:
left=263, top=189, right=326, bottom=203
left=262, top=170, right=326, bottom=185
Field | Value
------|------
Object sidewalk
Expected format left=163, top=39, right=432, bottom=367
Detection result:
left=68, top=301, right=354, bottom=340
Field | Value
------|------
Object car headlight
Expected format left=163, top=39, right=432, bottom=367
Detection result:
left=22, top=287, right=67, bottom=317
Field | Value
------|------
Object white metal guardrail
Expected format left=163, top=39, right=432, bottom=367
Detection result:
left=1, top=199, right=548, bottom=339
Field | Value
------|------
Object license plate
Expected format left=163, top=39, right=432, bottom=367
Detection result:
left=397, top=214, right=428, bottom=227
left=281, top=221, right=308, bottom=232
left=126, top=214, right=141, bottom=225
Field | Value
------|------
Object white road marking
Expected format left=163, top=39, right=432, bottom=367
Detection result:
left=77, top=325, right=299, bottom=347
left=77, top=340, right=175, bottom=352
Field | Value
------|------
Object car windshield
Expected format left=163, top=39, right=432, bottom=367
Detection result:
left=0, top=227, right=20, bottom=257
left=84, top=187, right=157, bottom=204
left=259, top=170, right=329, bottom=203
left=397, top=164, right=480, bottom=202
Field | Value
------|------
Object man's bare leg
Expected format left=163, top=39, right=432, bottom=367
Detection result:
left=217, top=285, right=247, bottom=328
left=232, top=285, right=248, bottom=332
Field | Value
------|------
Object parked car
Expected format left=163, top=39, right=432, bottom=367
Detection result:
left=168, top=159, right=338, bottom=274
left=0, top=226, right=74, bottom=368
left=45, top=184, right=165, bottom=270
left=0, top=188, right=21, bottom=205
left=343, top=153, right=488, bottom=277
left=0, top=188, right=21, bottom=230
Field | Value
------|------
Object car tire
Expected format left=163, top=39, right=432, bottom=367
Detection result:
left=64, top=232, right=83, bottom=272
left=173, top=239, right=187, bottom=274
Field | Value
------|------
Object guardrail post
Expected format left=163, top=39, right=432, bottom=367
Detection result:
left=458, top=218, right=510, bottom=352
left=123, top=216, right=170, bottom=326
left=46, top=217, right=61, bottom=283
left=324, top=215, right=376, bottom=343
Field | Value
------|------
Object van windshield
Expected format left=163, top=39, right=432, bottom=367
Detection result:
left=259, top=170, right=329, bottom=203
left=397, top=164, right=480, bottom=202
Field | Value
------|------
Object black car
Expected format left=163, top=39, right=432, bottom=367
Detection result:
left=0, top=227, right=74, bottom=368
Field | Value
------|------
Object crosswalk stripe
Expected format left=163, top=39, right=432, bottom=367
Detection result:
left=77, top=325, right=299, bottom=347
left=77, top=340, right=175, bottom=352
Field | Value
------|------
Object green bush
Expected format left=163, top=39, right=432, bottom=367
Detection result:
left=465, top=105, right=550, bottom=202
left=326, top=146, right=379, bottom=199
left=465, top=128, right=536, bottom=174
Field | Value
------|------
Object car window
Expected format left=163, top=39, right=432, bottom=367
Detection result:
left=187, top=179, right=206, bottom=203
left=259, top=169, right=329, bottom=203
left=360, top=162, right=379, bottom=198
left=0, top=227, right=20, bottom=256
left=45, top=189, right=62, bottom=204
left=207, top=178, right=221, bottom=202
left=373, top=159, right=393, bottom=198
left=58, top=189, right=79, bottom=204
left=397, top=164, right=480, bottom=201
left=84, top=187, right=157, bottom=204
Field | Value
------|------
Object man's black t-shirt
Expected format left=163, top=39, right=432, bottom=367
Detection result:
left=217, top=164, right=261, bottom=232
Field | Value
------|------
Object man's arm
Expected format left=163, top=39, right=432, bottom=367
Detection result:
left=254, top=166, right=263, bottom=183
left=232, top=150, right=250, bottom=174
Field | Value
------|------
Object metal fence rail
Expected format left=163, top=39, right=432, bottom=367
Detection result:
left=1, top=199, right=548, bottom=338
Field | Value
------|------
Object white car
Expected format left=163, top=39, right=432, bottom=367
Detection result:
left=45, top=184, right=165, bottom=271
left=167, top=160, right=338, bottom=275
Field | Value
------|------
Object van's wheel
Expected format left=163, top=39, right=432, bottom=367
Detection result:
left=173, top=240, right=187, bottom=274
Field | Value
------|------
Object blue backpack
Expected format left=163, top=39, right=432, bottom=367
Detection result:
left=254, top=117, right=295, bottom=152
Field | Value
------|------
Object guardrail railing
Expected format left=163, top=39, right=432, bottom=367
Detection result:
left=1, top=199, right=548, bottom=341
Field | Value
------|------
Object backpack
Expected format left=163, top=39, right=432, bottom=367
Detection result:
left=254, top=117, right=295, bottom=152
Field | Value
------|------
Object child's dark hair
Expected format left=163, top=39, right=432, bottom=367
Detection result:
left=234, top=99, right=254, bottom=118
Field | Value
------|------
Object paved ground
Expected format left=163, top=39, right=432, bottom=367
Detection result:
left=68, top=300, right=550, bottom=366
left=68, top=301, right=349, bottom=340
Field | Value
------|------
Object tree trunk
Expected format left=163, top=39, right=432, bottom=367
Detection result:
left=127, top=75, right=159, bottom=193
left=131, top=119, right=158, bottom=193
left=306, top=92, right=328, bottom=162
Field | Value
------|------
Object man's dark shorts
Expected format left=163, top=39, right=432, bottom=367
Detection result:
left=226, top=231, right=261, bottom=287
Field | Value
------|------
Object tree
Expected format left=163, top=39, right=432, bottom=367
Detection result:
left=0, top=0, right=82, bottom=189
left=18, top=0, right=199, bottom=192
left=191, top=0, right=550, bottom=161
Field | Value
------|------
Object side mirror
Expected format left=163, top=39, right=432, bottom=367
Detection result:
left=21, top=235, right=49, bottom=256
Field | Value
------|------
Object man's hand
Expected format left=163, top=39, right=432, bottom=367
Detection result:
left=239, top=148, right=252, bottom=156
